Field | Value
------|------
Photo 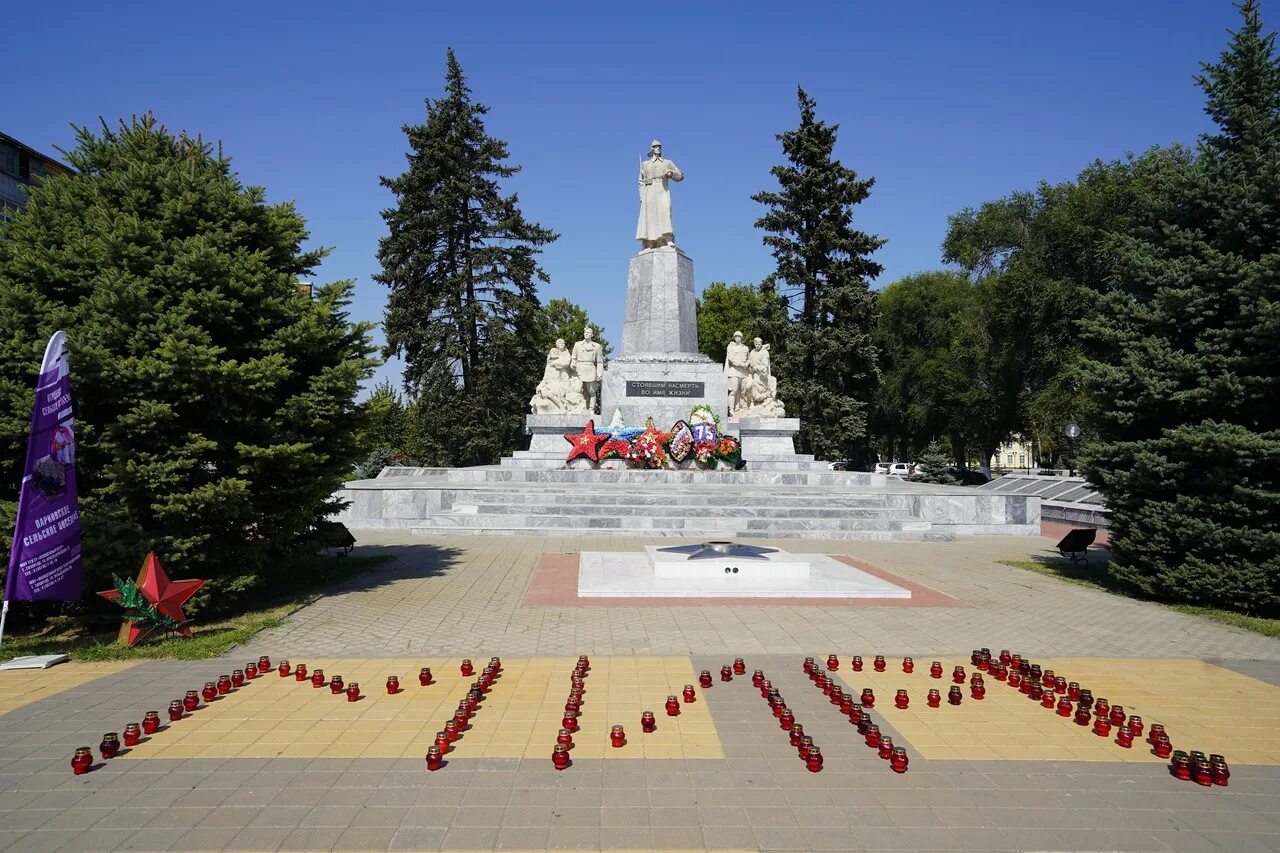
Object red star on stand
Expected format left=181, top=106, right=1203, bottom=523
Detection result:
left=98, top=552, right=206, bottom=646
left=564, top=419, right=609, bottom=462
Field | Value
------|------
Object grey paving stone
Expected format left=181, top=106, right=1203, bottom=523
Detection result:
left=388, top=825, right=447, bottom=852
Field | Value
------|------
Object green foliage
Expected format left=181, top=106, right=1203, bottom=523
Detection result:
left=909, top=440, right=957, bottom=485
left=109, top=573, right=182, bottom=632
left=536, top=297, right=611, bottom=358
left=377, top=49, right=557, bottom=468
left=0, top=114, right=376, bottom=608
left=1079, top=1, right=1280, bottom=615
left=753, top=88, right=883, bottom=463
left=696, top=282, right=765, bottom=364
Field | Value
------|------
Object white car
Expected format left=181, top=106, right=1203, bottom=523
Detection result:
left=875, top=462, right=916, bottom=477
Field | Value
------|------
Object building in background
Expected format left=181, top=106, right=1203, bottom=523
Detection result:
left=0, top=132, right=74, bottom=221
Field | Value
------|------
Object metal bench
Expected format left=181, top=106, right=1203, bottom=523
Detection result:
left=1056, top=528, right=1097, bottom=570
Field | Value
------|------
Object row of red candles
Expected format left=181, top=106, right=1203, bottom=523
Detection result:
left=800, top=657, right=909, bottom=772
left=816, top=650, right=1230, bottom=787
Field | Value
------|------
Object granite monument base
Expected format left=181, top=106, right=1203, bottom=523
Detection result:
left=599, top=355, right=729, bottom=432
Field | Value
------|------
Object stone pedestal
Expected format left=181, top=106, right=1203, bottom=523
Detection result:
left=621, top=247, right=698, bottom=356
left=736, top=417, right=802, bottom=458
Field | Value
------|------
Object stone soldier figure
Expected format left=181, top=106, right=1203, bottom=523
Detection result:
left=723, top=331, right=750, bottom=414
left=571, top=327, right=605, bottom=413
left=636, top=140, right=684, bottom=250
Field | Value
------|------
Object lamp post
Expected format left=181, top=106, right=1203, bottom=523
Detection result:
left=1064, top=423, right=1081, bottom=476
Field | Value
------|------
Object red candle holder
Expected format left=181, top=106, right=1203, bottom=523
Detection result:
left=1079, top=689, right=1093, bottom=707
left=1169, top=751, right=1191, bottom=780
left=864, top=724, right=881, bottom=748
left=562, top=710, right=579, bottom=732
left=460, top=659, right=473, bottom=676
left=878, top=736, right=894, bottom=760
left=443, top=720, right=459, bottom=743
left=830, top=688, right=844, bottom=707
left=426, top=745, right=443, bottom=771
left=805, top=745, right=823, bottom=772
left=294, top=664, right=307, bottom=682
left=1192, top=759, right=1213, bottom=787
left=927, top=689, right=941, bottom=708
left=183, top=691, right=200, bottom=712
left=1092, top=717, right=1111, bottom=737
left=217, top=675, right=232, bottom=695
left=491, top=656, right=502, bottom=673
left=329, top=675, right=345, bottom=695
left=970, top=649, right=982, bottom=666
left=278, top=661, right=291, bottom=677
left=99, top=733, right=120, bottom=760
left=123, top=723, right=141, bottom=747
left=554, top=728, right=573, bottom=749
left=977, top=655, right=990, bottom=673
left=1094, top=697, right=1109, bottom=716
left=565, top=698, right=580, bottom=714
left=231, top=669, right=245, bottom=688
left=610, top=725, right=626, bottom=748
left=826, top=654, right=839, bottom=671
left=1210, top=755, right=1229, bottom=786
left=1067, top=682, right=1080, bottom=701
left=1053, top=676, right=1066, bottom=694
left=752, top=670, right=765, bottom=688
left=902, top=657, right=914, bottom=673
left=789, top=724, right=805, bottom=747
left=1153, top=736, right=1173, bottom=759
left=1147, top=724, right=1166, bottom=745
left=552, top=743, right=570, bottom=770
left=840, top=694, right=854, bottom=715
left=1028, top=664, right=1042, bottom=684
left=773, top=700, right=786, bottom=718
left=418, top=667, right=432, bottom=687
left=682, top=684, right=696, bottom=703
left=434, top=731, right=450, bottom=753
left=953, top=666, right=966, bottom=684
left=992, top=665, right=1007, bottom=682
left=779, top=709, right=795, bottom=730
left=1040, top=690, right=1055, bottom=709
left=699, top=670, right=713, bottom=688
left=848, top=703, right=863, bottom=724
left=894, top=690, right=909, bottom=710
left=851, top=656, right=863, bottom=672
left=860, top=688, right=875, bottom=708
left=202, top=682, right=217, bottom=702
left=311, top=669, right=325, bottom=688
left=732, top=658, right=746, bottom=675
left=1041, top=668, right=1054, bottom=687
left=454, top=708, right=469, bottom=730
left=890, top=746, right=908, bottom=773
left=873, top=655, right=886, bottom=673
left=142, top=712, right=161, bottom=735
left=857, top=714, right=874, bottom=735
left=760, top=679, right=773, bottom=697
left=1074, top=707, right=1091, bottom=726
left=929, top=661, right=943, bottom=679
left=971, top=683, right=986, bottom=701
left=245, top=663, right=258, bottom=680
left=999, top=649, right=1011, bottom=665
left=641, top=711, right=657, bottom=733
left=1056, top=697, right=1072, bottom=717
left=72, top=747, right=93, bottom=775
left=1010, top=654, right=1022, bottom=670
left=1116, top=725, right=1134, bottom=748
left=346, top=683, right=360, bottom=702
left=167, top=701, right=184, bottom=722
left=258, top=655, right=271, bottom=672
left=720, top=665, right=732, bottom=682
left=948, top=686, right=962, bottom=706
left=1128, top=715, right=1144, bottom=737
left=1108, top=705, right=1125, bottom=727
left=385, top=675, right=399, bottom=695
left=1027, top=683, right=1042, bottom=701
left=1008, top=671, right=1022, bottom=689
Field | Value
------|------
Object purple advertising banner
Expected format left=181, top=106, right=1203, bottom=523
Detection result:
left=4, top=331, right=81, bottom=602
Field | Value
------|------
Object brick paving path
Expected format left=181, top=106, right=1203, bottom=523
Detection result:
left=1, top=532, right=1277, bottom=852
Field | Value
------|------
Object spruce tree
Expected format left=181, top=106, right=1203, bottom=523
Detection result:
left=0, top=115, right=376, bottom=605
left=1080, top=0, right=1280, bottom=614
left=377, top=49, right=557, bottom=467
left=753, top=88, right=884, bottom=463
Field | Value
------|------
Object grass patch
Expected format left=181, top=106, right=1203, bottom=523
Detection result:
left=998, top=557, right=1280, bottom=640
left=1, top=554, right=395, bottom=662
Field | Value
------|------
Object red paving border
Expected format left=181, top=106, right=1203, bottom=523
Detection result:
left=523, top=552, right=963, bottom=608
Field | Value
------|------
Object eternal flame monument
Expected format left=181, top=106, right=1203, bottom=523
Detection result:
left=337, top=140, right=1039, bottom=540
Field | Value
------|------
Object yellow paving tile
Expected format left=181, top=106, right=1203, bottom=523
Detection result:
left=0, top=661, right=138, bottom=716
left=120, top=656, right=722, bottom=761
left=833, top=656, right=1280, bottom=763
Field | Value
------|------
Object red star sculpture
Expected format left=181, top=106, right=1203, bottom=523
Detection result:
left=98, top=552, right=206, bottom=646
left=564, top=419, right=609, bottom=463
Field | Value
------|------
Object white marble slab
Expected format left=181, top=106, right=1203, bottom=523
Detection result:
left=578, top=549, right=911, bottom=599
left=648, top=546, right=810, bottom=579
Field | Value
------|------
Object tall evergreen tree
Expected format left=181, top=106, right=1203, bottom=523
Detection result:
left=1080, top=0, right=1280, bottom=614
left=0, top=115, right=376, bottom=605
left=753, top=88, right=884, bottom=463
left=377, top=49, right=557, bottom=467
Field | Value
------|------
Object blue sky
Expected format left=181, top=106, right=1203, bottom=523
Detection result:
left=9, top=1, right=1241, bottom=393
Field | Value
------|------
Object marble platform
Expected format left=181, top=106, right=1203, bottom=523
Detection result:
left=577, top=548, right=913, bottom=598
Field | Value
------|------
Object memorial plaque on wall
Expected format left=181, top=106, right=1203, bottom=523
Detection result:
left=625, top=380, right=705, bottom=398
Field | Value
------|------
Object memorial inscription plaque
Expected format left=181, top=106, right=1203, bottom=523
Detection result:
left=625, top=380, right=705, bottom=398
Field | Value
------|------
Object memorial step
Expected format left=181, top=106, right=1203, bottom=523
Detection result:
left=452, top=502, right=915, bottom=520
left=410, top=523, right=948, bottom=541
left=411, top=512, right=931, bottom=533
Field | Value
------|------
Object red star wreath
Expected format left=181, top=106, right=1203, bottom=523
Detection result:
left=599, top=437, right=632, bottom=460
left=564, top=419, right=609, bottom=463
left=98, top=552, right=206, bottom=646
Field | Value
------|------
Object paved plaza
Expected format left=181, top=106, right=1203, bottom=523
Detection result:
left=1, top=531, right=1278, bottom=852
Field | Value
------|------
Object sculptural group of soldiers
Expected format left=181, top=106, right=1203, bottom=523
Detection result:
left=723, top=331, right=786, bottom=418
left=529, top=328, right=605, bottom=415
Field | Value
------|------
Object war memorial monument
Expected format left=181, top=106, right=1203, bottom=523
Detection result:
left=338, top=141, right=1038, bottom=543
